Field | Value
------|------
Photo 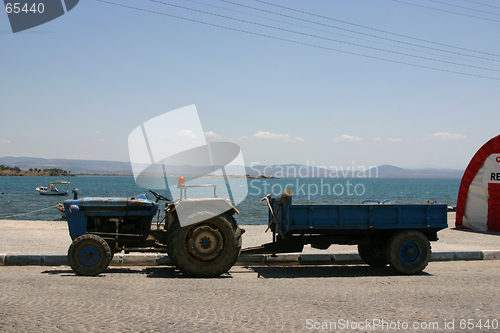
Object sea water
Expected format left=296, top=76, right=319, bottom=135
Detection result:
left=0, top=176, right=460, bottom=224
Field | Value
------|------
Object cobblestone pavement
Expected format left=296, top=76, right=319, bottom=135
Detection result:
left=1, top=261, right=499, bottom=332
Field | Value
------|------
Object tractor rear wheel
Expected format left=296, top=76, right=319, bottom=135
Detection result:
left=167, top=213, right=241, bottom=277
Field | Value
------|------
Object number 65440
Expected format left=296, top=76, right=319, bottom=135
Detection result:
left=5, top=3, right=45, bottom=14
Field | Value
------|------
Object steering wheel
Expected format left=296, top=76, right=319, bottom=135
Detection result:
left=149, top=190, right=171, bottom=202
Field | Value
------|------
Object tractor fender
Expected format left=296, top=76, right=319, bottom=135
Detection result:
left=174, top=198, right=239, bottom=227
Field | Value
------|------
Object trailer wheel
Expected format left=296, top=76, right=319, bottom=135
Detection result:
left=68, top=234, right=112, bottom=276
left=387, top=231, right=431, bottom=275
left=167, top=213, right=241, bottom=278
left=358, top=242, right=389, bottom=267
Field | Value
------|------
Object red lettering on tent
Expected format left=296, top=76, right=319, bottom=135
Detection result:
left=487, top=183, right=500, bottom=231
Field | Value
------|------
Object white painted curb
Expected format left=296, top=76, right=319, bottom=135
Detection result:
left=455, top=251, right=483, bottom=261
left=483, top=250, right=500, bottom=260
left=1, top=250, right=499, bottom=267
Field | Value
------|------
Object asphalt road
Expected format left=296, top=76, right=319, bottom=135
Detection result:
left=1, top=261, right=499, bottom=332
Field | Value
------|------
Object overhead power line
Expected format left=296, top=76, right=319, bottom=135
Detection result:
left=147, top=0, right=499, bottom=72
left=426, top=0, right=500, bottom=16
left=463, top=0, right=500, bottom=10
left=187, top=0, right=498, bottom=67
left=254, top=0, right=500, bottom=57
left=95, top=0, right=500, bottom=80
left=220, top=0, right=499, bottom=63
left=390, top=0, right=500, bottom=23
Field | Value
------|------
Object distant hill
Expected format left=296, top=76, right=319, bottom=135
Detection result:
left=368, top=165, right=464, bottom=178
left=0, top=156, right=133, bottom=175
left=247, top=164, right=463, bottom=178
left=0, top=157, right=464, bottom=178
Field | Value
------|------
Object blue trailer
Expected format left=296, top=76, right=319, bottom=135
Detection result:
left=63, top=185, right=448, bottom=277
left=243, top=191, right=448, bottom=275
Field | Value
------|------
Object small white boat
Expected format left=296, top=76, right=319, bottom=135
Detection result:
left=36, top=180, right=70, bottom=196
left=56, top=202, right=67, bottom=218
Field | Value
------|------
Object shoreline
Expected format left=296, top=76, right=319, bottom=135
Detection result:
left=0, top=174, right=277, bottom=178
left=0, top=174, right=464, bottom=179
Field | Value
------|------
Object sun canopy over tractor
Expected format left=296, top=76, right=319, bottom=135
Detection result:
left=456, top=135, right=500, bottom=232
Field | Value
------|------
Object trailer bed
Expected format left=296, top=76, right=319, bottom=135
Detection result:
left=243, top=194, right=448, bottom=275
left=271, top=198, right=448, bottom=236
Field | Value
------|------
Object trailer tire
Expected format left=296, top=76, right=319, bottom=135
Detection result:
left=358, top=242, right=389, bottom=267
left=387, top=230, right=431, bottom=275
left=68, top=234, right=112, bottom=276
left=167, top=213, right=241, bottom=278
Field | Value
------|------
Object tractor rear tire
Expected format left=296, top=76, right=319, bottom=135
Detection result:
left=167, top=213, right=241, bottom=278
left=68, top=234, right=112, bottom=276
left=166, top=222, right=180, bottom=267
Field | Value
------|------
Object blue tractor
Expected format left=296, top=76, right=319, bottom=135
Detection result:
left=64, top=183, right=242, bottom=278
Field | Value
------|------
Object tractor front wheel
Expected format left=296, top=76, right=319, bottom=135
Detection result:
left=68, top=234, right=112, bottom=276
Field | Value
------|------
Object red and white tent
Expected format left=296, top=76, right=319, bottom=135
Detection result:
left=456, top=135, right=500, bottom=232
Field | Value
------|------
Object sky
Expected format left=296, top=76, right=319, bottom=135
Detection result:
left=0, top=0, right=499, bottom=170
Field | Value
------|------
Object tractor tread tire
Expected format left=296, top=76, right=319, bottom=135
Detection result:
left=68, top=234, right=112, bottom=276
left=167, top=212, right=241, bottom=278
